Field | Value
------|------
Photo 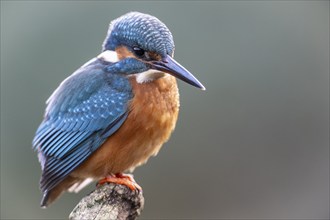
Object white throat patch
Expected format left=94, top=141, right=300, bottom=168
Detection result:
left=136, top=70, right=165, bottom=84
left=97, top=50, right=119, bottom=63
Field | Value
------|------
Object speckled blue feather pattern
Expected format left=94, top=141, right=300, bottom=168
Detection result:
left=32, top=58, right=133, bottom=192
left=103, top=12, right=174, bottom=56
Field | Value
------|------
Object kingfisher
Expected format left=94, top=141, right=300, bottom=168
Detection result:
left=32, top=11, right=205, bottom=208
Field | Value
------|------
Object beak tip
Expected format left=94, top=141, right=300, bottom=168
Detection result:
left=153, top=55, right=206, bottom=91
left=195, top=81, right=206, bottom=91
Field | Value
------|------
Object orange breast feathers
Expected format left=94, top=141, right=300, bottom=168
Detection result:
left=72, top=75, right=179, bottom=178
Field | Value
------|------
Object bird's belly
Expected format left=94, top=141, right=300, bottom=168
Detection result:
left=72, top=75, right=179, bottom=178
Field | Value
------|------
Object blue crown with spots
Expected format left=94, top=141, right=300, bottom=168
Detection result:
left=102, top=12, right=175, bottom=57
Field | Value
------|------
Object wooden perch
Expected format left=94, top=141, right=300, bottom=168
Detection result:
left=69, top=183, right=144, bottom=220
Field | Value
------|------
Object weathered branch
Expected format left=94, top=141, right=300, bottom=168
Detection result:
left=69, top=183, right=144, bottom=220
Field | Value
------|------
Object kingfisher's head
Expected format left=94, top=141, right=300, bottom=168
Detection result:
left=99, top=12, right=205, bottom=90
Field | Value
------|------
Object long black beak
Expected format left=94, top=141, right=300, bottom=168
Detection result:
left=150, top=55, right=205, bottom=90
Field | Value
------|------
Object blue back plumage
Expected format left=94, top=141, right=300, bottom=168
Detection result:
left=33, top=58, right=133, bottom=192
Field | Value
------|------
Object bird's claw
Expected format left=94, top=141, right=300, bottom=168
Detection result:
left=97, top=173, right=142, bottom=192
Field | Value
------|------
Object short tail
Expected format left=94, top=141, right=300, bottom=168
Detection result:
left=40, top=176, right=82, bottom=208
left=40, top=190, right=51, bottom=208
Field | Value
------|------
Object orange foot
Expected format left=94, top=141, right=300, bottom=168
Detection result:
left=98, top=173, right=142, bottom=191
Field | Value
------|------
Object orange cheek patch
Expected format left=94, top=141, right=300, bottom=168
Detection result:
left=147, top=52, right=162, bottom=61
left=115, top=46, right=135, bottom=60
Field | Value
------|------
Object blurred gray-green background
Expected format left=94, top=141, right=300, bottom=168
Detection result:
left=1, top=1, right=329, bottom=219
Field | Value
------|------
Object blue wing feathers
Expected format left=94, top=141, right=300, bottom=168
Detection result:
left=46, top=145, right=88, bottom=173
left=53, top=132, right=91, bottom=159
left=45, top=132, right=80, bottom=157
left=47, top=142, right=89, bottom=176
left=40, top=132, right=105, bottom=191
left=100, top=111, right=128, bottom=138
left=40, top=131, right=64, bottom=153
left=41, top=147, right=90, bottom=190
left=33, top=58, right=133, bottom=193
left=33, top=127, right=57, bottom=150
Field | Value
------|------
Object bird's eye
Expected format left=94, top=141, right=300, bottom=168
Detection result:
left=133, top=47, right=145, bottom=57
